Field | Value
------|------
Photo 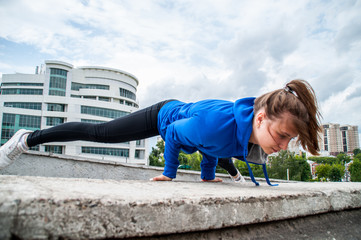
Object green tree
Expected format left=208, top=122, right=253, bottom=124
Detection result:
left=315, top=164, right=332, bottom=180
left=267, top=150, right=311, bottom=181
left=148, top=139, right=165, bottom=167
left=234, top=160, right=264, bottom=178
left=353, top=148, right=361, bottom=156
left=329, top=165, right=343, bottom=182
left=308, top=156, right=339, bottom=165
left=188, top=152, right=202, bottom=171
left=349, top=159, right=361, bottom=182
left=355, top=153, right=361, bottom=161
left=337, top=153, right=351, bottom=164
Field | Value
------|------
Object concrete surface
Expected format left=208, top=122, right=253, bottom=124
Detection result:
left=128, top=209, right=361, bottom=240
left=1, top=175, right=361, bottom=239
left=0, top=152, right=288, bottom=183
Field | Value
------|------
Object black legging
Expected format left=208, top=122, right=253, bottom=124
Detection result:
left=218, top=158, right=238, bottom=176
left=27, top=100, right=174, bottom=147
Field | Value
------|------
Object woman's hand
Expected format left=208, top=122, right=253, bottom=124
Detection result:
left=150, top=175, right=173, bottom=181
left=202, top=177, right=223, bottom=182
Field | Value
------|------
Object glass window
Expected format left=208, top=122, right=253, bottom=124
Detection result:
left=1, top=128, right=14, bottom=141
left=50, top=68, right=67, bottom=77
left=1, top=82, right=43, bottom=86
left=99, top=97, right=110, bottom=102
left=44, top=145, right=64, bottom=154
left=46, top=117, right=65, bottom=126
left=49, top=68, right=67, bottom=96
left=81, top=106, right=128, bottom=119
left=81, top=147, right=129, bottom=157
left=83, top=96, right=96, bottom=100
left=135, top=150, right=145, bottom=159
left=47, top=103, right=66, bottom=112
left=136, top=140, right=144, bottom=147
left=2, top=113, right=16, bottom=127
left=81, top=119, right=106, bottom=124
left=119, top=88, right=136, bottom=100
left=19, top=115, right=41, bottom=128
left=1, top=89, right=43, bottom=95
left=4, top=102, right=42, bottom=110
left=71, top=82, right=109, bottom=91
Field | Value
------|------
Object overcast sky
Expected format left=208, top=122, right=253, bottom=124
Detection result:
left=0, top=0, right=360, bottom=139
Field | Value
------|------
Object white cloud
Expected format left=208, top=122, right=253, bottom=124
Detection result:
left=0, top=0, right=360, bottom=136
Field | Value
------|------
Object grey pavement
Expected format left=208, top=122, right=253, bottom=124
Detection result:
left=1, top=174, right=361, bottom=239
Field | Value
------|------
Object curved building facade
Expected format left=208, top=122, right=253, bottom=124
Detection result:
left=0, top=60, right=148, bottom=164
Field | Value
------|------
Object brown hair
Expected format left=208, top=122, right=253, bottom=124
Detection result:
left=254, top=79, right=322, bottom=155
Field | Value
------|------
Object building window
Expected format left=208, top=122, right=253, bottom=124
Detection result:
left=81, top=119, right=107, bottom=124
left=44, top=145, right=64, bottom=154
left=49, top=68, right=67, bottom=96
left=4, top=102, right=42, bottom=110
left=135, top=150, right=145, bottom=159
left=71, top=82, right=109, bottom=91
left=46, top=117, right=65, bottom=126
left=1, top=113, right=41, bottom=145
left=1, top=82, right=43, bottom=86
left=99, top=97, right=110, bottom=102
left=2, top=113, right=16, bottom=127
left=83, top=96, right=96, bottom=100
left=119, top=88, right=136, bottom=100
left=1, top=128, right=14, bottom=142
left=82, top=147, right=129, bottom=157
left=136, top=140, right=144, bottom=147
left=19, top=115, right=41, bottom=128
left=50, top=68, right=67, bottom=76
left=81, top=106, right=128, bottom=119
left=343, top=146, right=347, bottom=153
left=1, top=88, right=43, bottom=95
left=47, top=103, right=66, bottom=112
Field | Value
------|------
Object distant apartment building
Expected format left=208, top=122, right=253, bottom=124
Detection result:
left=0, top=60, right=149, bottom=164
left=319, top=123, right=359, bottom=156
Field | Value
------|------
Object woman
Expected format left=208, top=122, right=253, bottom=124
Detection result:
left=0, top=79, right=321, bottom=186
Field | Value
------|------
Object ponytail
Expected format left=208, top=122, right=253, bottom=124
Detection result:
left=254, top=79, right=322, bottom=155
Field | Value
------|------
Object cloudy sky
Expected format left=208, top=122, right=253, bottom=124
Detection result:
left=0, top=0, right=360, bottom=138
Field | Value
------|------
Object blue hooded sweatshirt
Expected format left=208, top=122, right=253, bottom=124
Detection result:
left=157, top=97, right=277, bottom=186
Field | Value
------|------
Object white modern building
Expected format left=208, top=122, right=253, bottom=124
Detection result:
left=0, top=60, right=148, bottom=165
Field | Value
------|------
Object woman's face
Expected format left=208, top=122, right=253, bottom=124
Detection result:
left=252, top=111, right=298, bottom=154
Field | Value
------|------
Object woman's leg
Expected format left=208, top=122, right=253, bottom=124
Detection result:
left=27, top=100, right=173, bottom=147
left=218, top=158, right=238, bottom=176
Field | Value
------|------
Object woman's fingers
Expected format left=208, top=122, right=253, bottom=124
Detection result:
left=202, top=177, right=223, bottom=182
left=150, top=175, right=172, bottom=181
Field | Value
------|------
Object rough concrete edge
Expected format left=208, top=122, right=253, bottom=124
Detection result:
left=23, top=151, right=290, bottom=183
left=2, top=181, right=360, bottom=239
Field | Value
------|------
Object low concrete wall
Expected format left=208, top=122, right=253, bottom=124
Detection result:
left=0, top=151, right=287, bottom=183
left=1, top=175, right=361, bottom=239
left=1, top=152, right=360, bottom=239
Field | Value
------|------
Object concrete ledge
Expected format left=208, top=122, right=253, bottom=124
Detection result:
left=0, top=152, right=289, bottom=183
left=1, top=175, right=361, bottom=239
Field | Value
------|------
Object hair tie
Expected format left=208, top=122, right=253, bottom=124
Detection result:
left=284, top=86, right=298, bottom=98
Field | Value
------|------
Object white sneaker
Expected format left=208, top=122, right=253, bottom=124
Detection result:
left=0, top=129, right=32, bottom=169
left=230, top=169, right=246, bottom=183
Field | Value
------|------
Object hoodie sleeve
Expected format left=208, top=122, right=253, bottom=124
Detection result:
left=162, top=116, right=203, bottom=179
left=200, top=153, right=218, bottom=180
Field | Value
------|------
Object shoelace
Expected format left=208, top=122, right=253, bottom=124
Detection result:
left=234, top=175, right=242, bottom=182
left=7, top=143, right=25, bottom=161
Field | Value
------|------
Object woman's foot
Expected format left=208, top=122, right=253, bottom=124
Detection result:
left=230, top=169, right=246, bottom=183
left=0, top=129, right=32, bottom=169
left=150, top=175, right=173, bottom=181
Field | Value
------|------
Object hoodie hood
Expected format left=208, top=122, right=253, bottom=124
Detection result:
left=233, top=97, right=255, bottom=152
